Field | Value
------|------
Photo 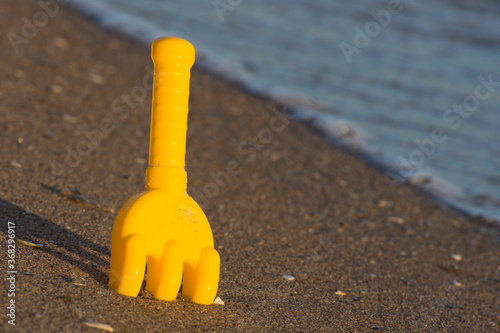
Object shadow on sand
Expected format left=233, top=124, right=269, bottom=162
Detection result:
left=1, top=198, right=110, bottom=286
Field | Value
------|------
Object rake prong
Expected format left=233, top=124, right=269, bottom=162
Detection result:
left=182, top=247, right=220, bottom=305
left=109, top=233, right=146, bottom=297
left=146, top=240, right=184, bottom=301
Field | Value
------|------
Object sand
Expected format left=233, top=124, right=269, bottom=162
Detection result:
left=1, top=0, right=499, bottom=332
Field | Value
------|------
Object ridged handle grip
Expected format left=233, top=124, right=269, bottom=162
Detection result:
left=149, top=37, right=195, bottom=169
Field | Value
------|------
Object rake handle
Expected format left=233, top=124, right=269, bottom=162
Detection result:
left=149, top=37, right=195, bottom=169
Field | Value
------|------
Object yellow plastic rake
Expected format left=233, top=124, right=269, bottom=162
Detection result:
left=108, top=37, right=220, bottom=305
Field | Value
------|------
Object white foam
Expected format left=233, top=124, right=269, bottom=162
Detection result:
left=293, top=108, right=466, bottom=205
left=292, top=107, right=370, bottom=149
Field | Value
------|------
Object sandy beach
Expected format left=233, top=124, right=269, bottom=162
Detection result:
left=1, top=1, right=499, bottom=332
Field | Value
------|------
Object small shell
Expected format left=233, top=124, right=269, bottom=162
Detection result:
left=17, top=239, right=44, bottom=248
left=213, top=296, right=224, bottom=305
left=335, top=290, right=346, bottom=296
left=53, top=37, right=68, bottom=49
left=451, top=254, right=462, bottom=262
left=73, top=279, right=87, bottom=286
left=89, top=73, right=105, bottom=85
left=283, top=275, right=295, bottom=281
left=63, top=114, right=77, bottom=123
left=82, top=321, right=114, bottom=332
left=378, top=200, right=393, bottom=207
left=387, top=216, right=404, bottom=224
left=51, top=85, right=63, bottom=94
left=135, top=157, right=147, bottom=164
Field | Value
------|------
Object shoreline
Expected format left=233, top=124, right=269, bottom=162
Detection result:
left=1, top=0, right=499, bottom=332
left=65, top=0, right=500, bottom=224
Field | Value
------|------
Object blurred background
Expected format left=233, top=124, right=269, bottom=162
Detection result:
left=70, top=0, right=500, bottom=220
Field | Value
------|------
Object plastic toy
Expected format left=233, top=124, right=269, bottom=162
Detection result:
left=108, top=37, right=220, bottom=305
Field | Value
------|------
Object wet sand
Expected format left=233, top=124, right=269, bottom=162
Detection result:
left=1, top=1, right=499, bottom=332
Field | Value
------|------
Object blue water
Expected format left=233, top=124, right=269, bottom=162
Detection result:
left=71, top=0, right=500, bottom=221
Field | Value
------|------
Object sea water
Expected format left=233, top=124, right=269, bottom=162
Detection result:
left=70, top=0, right=500, bottom=221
